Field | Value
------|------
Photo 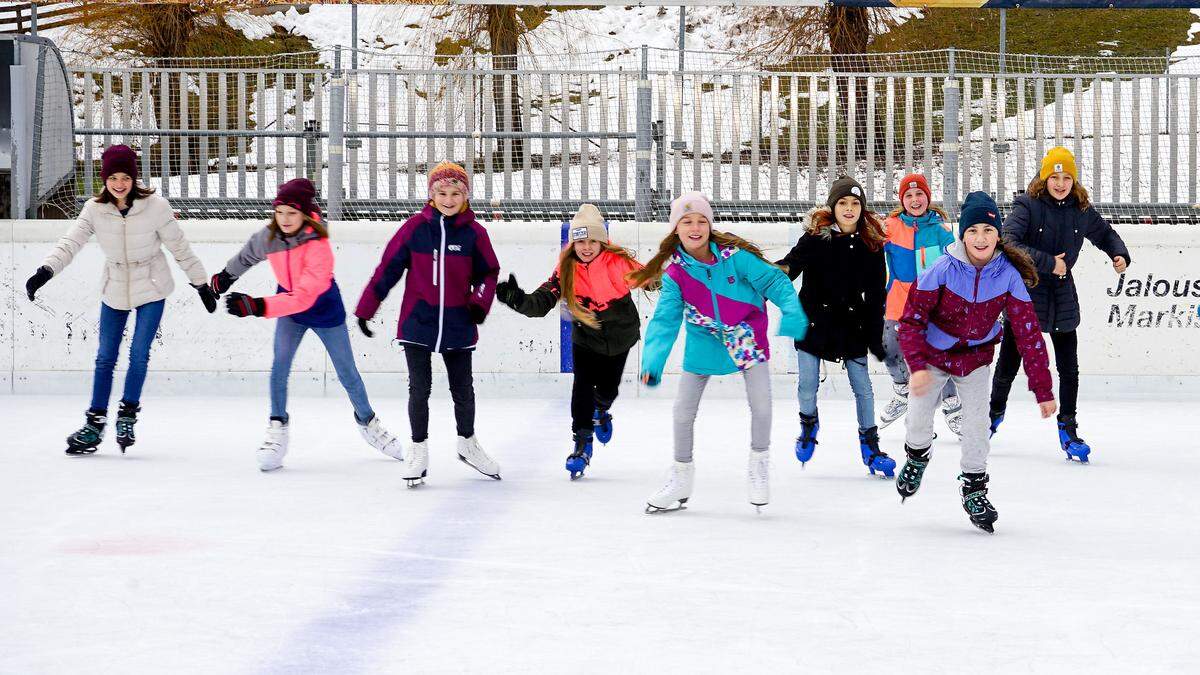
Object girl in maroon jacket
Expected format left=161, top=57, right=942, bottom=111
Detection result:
left=356, top=161, right=501, bottom=486
left=895, top=191, right=1056, bottom=534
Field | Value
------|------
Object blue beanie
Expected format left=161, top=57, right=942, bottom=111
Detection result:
left=957, top=191, right=1003, bottom=239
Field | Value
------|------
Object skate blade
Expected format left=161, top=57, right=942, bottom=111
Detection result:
left=258, top=465, right=283, bottom=472
left=645, top=498, right=688, bottom=514
left=972, top=522, right=995, bottom=534
left=456, top=451, right=499, bottom=478
left=65, top=448, right=99, bottom=456
left=569, top=471, right=585, bottom=481
left=752, top=503, right=766, bottom=514
left=404, top=478, right=426, bottom=488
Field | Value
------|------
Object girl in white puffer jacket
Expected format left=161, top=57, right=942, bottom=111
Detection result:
left=25, top=144, right=216, bottom=456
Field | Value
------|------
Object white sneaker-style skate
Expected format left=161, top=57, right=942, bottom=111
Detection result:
left=941, top=395, right=964, bottom=438
left=646, top=461, right=695, bottom=513
left=256, top=419, right=289, bottom=472
left=457, top=436, right=501, bottom=480
left=400, top=440, right=429, bottom=487
left=748, top=450, right=770, bottom=512
left=359, top=415, right=403, bottom=460
left=879, top=382, right=909, bottom=428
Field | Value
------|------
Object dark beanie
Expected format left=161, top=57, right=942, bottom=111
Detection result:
left=826, top=176, right=866, bottom=212
left=958, top=191, right=1003, bottom=239
left=100, top=144, right=138, bottom=181
left=273, top=178, right=320, bottom=219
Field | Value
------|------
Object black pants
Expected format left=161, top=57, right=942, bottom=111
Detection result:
left=571, top=345, right=630, bottom=434
left=990, top=323, right=1079, bottom=418
left=404, top=345, right=475, bottom=443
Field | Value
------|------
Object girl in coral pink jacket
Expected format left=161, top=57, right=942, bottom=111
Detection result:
left=209, top=178, right=403, bottom=471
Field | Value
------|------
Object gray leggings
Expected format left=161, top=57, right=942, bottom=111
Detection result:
left=904, top=365, right=991, bottom=473
left=883, top=319, right=957, bottom=399
left=673, top=364, right=772, bottom=463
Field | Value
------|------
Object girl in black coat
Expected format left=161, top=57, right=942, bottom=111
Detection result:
left=989, top=147, right=1130, bottom=462
left=777, top=177, right=891, bottom=477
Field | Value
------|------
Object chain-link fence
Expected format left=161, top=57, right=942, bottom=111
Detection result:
left=18, top=44, right=1200, bottom=222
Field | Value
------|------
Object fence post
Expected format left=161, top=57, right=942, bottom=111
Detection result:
left=942, top=47, right=960, bottom=221
left=635, top=45, right=652, bottom=221
left=304, top=120, right=320, bottom=183
left=653, top=120, right=666, bottom=211
left=328, top=48, right=346, bottom=220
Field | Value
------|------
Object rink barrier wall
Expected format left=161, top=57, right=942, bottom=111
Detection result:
left=2, top=218, right=1198, bottom=399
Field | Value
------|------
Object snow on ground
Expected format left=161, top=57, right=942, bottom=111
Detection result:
left=2, top=394, right=1197, bottom=673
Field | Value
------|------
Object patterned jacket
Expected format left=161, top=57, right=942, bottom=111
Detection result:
left=883, top=210, right=955, bottom=321
left=221, top=224, right=346, bottom=327
left=355, top=205, right=500, bottom=352
left=898, top=241, right=1054, bottom=402
left=642, top=242, right=808, bottom=380
left=503, top=249, right=643, bottom=357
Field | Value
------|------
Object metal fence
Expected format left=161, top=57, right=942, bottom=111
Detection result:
left=60, top=46, right=1200, bottom=222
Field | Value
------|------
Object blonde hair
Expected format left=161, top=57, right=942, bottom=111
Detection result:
left=556, top=242, right=640, bottom=329
left=626, top=229, right=773, bottom=290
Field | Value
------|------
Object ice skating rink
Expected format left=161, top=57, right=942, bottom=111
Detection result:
left=2, top=394, right=1197, bottom=673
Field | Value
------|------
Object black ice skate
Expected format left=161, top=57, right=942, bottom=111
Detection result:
left=114, top=401, right=141, bottom=453
left=959, top=472, right=998, bottom=534
left=66, top=409, right=107, bottom=455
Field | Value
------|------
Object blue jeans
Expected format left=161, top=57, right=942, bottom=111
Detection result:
left=271, top=317, right=375, bottom=424
left=91, top=300, right=165, bottom=410
left=796, top=348, right=875, bottom=431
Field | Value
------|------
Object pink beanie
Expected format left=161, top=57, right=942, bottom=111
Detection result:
left=427, top=161, right=470, bottom=200
left=668, top=191, right=715, bottom=229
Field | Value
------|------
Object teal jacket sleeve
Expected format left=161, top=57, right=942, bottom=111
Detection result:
left=640, top=273, right=684, bottom=386
left=938, top=222, right=956, bottom=252
left=739, top=251, right=809, bottom=341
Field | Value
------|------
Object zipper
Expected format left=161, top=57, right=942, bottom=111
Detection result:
left=121, top=206, right=131, bottom=309
left=970, top=265, right=982, bottom=341
left=433, top=214, right=447, bottom=352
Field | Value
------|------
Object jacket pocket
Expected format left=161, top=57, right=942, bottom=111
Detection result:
left=148, top=254, right=171, bottom=294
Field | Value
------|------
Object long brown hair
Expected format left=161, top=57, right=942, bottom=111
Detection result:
left=268, top=211, right=329, bottom=240
left=558, top=242, right=641, bottom=329
left=626, top=229, right=773, bottom=290
left=94, top=183, right=156, bottom=205
left=1027, top=175, right=1091, bottom=211
left=998, top=239, right=1039, bottom=288
left=806, top=208, right=887, bottom=252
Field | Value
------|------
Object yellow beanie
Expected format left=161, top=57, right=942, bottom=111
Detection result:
left=1040, top=146, right=1077, bottom=181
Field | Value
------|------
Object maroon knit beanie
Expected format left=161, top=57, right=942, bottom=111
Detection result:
left=273, top=178, right=320, bottom=219
left=100, top=145, right=138, bottom=181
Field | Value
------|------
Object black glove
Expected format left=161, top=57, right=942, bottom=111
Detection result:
left=193, top=283, right=218, bottom=313
left=26, top=266, right=53, bottom=301
left=468, top=304, right=487, bottom=325
left=225, top=292, right=265, bottom=318
left=868, top=339, right=887, bottom=363
left=209, top=270, right=237, bottom=297
left=495, top=273, right=525, bottom=307
left=357, top=317, right=375, bottom=338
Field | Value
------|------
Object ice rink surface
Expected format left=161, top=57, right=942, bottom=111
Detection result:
left=2, top=394, right=1197, bottom=673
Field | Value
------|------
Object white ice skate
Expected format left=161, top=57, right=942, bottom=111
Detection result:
left=879, top=382, right=909, bottom=429
left=457, top=436, right=501, bottom=480
left=256, top=419, right=289, bottom=472
left=360, top=415, right=403, bottom=460
left=646, top=461, right=695, bottom=513
left=400, top=441, right=429, bottom=487
left=748, top=450, right=770, bottom=512
left=942, top=395, right=964, bottom=438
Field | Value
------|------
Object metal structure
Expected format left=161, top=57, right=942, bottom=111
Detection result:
left=34, top=45, right=1200, bottom=222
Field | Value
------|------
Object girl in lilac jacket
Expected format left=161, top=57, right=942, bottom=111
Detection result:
left=895, top=191, right=1056, bottom=534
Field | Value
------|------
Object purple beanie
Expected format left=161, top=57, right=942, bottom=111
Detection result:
left=100, top=145, right=138, bottom=181
left=273, top=178, right=320, bottom=219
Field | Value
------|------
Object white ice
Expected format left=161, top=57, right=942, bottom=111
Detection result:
left=2, top=394, right=1198, bottom=673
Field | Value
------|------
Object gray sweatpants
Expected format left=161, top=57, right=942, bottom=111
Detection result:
left=674, top=363, right=772, bottom=463
left=904, top=365, right=991, bottom=473
left=883, top=319, right=957, bottom=399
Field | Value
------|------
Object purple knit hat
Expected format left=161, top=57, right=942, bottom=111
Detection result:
left=100, top=145, right=138, bottom=181
left=273, top=178, right=320, bottom=219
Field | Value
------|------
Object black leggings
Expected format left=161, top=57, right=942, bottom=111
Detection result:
left=990, top=323, right=1079, bottom=418
left=404, top=345, right=475, bottom=443
left=571, top=345, right=630, bottom=434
